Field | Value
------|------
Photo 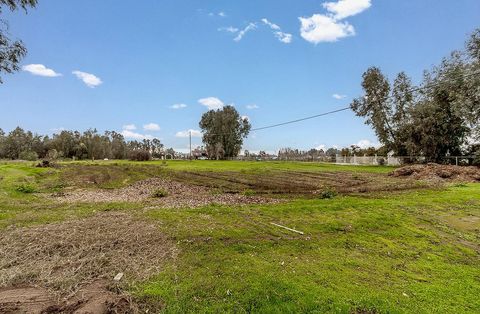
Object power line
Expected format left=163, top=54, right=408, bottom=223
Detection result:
left=251, top=107, right=350, bottom=131
left=195, top=69, right=480, bottom=137
left=249, top=69, right=480, bottom=132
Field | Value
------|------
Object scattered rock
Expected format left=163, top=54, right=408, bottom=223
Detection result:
left=113, top=273, right=124, bottom=282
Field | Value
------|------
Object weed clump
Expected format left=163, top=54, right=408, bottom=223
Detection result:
left=319, top=188, right=337, bottom=199
left=152, top=189, right=168, bottom=198
left=242, top=189, right=256, bottom=196
left=16, top=184, right=36, bottom=194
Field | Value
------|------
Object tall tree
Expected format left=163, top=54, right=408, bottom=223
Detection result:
left=199, top=105, right=251, bottom=159
left=351, top=28, right=480, bottom=162
left=0, top=0, right=37, bottom=83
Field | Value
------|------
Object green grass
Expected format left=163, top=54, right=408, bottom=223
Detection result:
left=0, top=160, right=479, bottom=313
left=138, top=186, right=480, bottom=313
left=62, top=159, right=394, bottom=174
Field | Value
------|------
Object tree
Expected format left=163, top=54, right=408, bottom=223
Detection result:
left=199, top=105, right=251, bottom=159
left=351, top=28, right=480, bottom=162
left=0, top=0, right=37, bottom=83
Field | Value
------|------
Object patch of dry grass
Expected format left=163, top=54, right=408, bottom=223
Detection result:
left=0, top=212, right=176, bottom=297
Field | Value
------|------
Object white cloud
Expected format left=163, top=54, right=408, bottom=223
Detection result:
left=274, top=31, right=293, bottom=44
left=246, top=104, right=259, bottom=110
left=198, top=97, right=224, bottom=110
left=143, top=123, right=160, bottom=131
left=22, top=64, right=61, bottom=77
left=332, top=93, right=347, bottom=99
left=176, top=129, right=202, bottom=138
left=262, top=18, right=293, bottom=44
left=234, top=23, right=257, bottom=41
left=122, top=124, right=136, bottom=130
left=316, top=144, right=327, bottom=151
left=170, top=103, right=187, bottom=109
left=354, top=139, right=380, bottom=149
left=72, top=70, right=102, bottom=88
left=261, top=18, right=281, bottom=30
left=121, top=130, right=154, bottom=140
left=218, top=12, right=226, bottom=17
left=299, top=0, right=371, bottom=44
left=323, top=0, right=371, bottom=20
left=218, top=26, right=239, bottom=33
left=299, top=14, right=355, bottom=44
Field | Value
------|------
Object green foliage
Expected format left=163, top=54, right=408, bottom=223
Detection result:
left=152, top=188, right=168, bottom=198
left=128, top=149, right=151, bottom=161
left=319, top=187, right=337, bottom=199
left=18, top=150, right=38, bottom=161
left=351, top=28, right=480, bottom=162
left=242, top=189, right=256, bottom=196
left=16, top=183, right=36, bottom=193
left=0, top=0, right=37, bottom=83
left=199, top=105, right=251, bottom=159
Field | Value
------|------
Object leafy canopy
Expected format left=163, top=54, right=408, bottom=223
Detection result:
left=199, top=105, right=251, bottom=159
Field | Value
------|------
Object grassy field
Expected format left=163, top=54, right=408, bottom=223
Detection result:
left=0, top=160, right=479, bottom=313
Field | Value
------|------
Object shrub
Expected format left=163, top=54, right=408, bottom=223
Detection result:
left=18, top=151, right=38, bottom=161
left=152, top=189, right=168, bottom=198
left=319, top=188, right=337, bottom=199
left=16, top=184, right=36, bottom=193
left=128, top=150, right=151, bottom=161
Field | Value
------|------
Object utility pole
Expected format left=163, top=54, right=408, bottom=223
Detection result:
left=189, top=130, right=192, bottom=161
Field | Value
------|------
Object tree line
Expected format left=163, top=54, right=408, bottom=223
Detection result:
left=351, top=28, right=480, bottom=163
left=0, top=127, right=166, bottom=161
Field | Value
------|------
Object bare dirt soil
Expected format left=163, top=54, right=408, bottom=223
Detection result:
left=390, top=163, right=480, bottom=182
left=0, top=212, right=176, bottom=313
left=52, top=178, right=281, bottom=206
left=0, top=280, right=132, bottom=313
left=169, top=170, right=427, bottom=194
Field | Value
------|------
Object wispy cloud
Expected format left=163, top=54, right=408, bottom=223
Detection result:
left=354, top=139, right=380, bottom=149
left=262, top=18, right=293, bottom=44
left=234, top=23, right=257, bottom=41
left=218, top=11, right=227, bottom=18
left=22, top=64, right=61, bottom=77
left=72, top=70, right=102, bottom=88
left=299, top=0, right=371, bottom=44
left=175, top=129, right=202, bottom=138
left=198, top=97, right=225, bottom=110
left=261, top=18, right=281, bottom=30
left=121, top=130, right=154, bottom=140
left=221, top=19, right=292, bottom=43
left=122, top=124, right=136, bottom=130
left=246, top=104, right=259, bottom=110
left=332, top=93, right=347, bottom=99
left=170, top=103, right=187, bottom=109
left=218, top=26, right=239, bottom=33
left=143, top=123, right=160, bottom=131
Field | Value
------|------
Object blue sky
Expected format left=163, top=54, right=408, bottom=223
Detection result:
left=1, top=0, right=479, bottom=153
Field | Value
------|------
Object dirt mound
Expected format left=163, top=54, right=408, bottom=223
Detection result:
left=0, top=212, right=176, bottom=297
left=52, top=178, right=280, bottom=207
left=390, top=163, right=480, bottom=182
left=0, top=281, right=132, bottom=313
